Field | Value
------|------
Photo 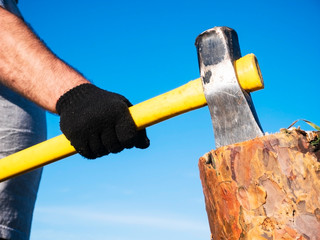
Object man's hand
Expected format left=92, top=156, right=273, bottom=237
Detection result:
left=56, top=84, right=150, bottom=159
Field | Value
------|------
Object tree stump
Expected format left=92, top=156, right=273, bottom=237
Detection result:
left=198, top=128, right=320, bottom=240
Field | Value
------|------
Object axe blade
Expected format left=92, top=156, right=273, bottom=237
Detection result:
left=195, top=27, right=264, bottom=148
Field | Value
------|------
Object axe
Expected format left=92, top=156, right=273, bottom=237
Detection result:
left=0, top=26, right=264, bottom=182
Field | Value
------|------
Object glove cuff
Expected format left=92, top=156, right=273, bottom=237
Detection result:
left=56, top=83, right=97, bottom=115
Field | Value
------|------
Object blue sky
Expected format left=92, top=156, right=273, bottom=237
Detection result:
left=16, top=0, right=320, bottom=239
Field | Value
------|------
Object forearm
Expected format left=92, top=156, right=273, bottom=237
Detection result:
left=0, top=7, right=90, bottom=113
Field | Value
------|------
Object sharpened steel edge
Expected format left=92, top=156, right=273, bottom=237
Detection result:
left=195, top=27, right=264, bottom=148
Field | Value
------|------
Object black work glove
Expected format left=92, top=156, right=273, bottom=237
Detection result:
left=56, top=83, right=150, bottom=159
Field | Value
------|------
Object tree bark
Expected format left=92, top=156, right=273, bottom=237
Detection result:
left=198, top=128, right=320, bottom=240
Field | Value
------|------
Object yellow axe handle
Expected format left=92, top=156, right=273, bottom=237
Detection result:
left=0, top=54, right=263, bottom=182
left=0, top=79, right=206, bottom=181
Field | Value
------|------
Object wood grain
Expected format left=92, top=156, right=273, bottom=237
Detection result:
left=199, top=128, right=320, bottom=240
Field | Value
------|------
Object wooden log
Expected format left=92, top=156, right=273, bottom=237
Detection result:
left=198, top=128, right=320, bottom=240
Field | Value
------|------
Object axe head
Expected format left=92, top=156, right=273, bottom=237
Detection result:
left=195, top=27, right=264, bottom=148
